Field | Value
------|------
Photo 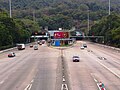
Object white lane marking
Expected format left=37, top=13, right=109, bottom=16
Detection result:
left=61, top=84, right=68, bottom=90
left=24, top=79, right=34, bottom=90
left=24, top=84, right=30, bottom=90
left=29, top=84, right=32, bottom=90
left=91, top=73, right=106, bottom=90
left=91, top=73, right=98, bottom=82
left=63, top=78, right=65, bottom=82
left=31, top=80, right=34, bottom=83
left=97, top=83, right=106, bottom=90
left=96, top=60, right=120, bottom=79
left=0, top=80, right=4, bottom=84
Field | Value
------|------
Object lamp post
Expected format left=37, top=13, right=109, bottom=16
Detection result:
left=87, top=10, right=90, bottom=35
left=33, top=10, right=36, bottom=22
left=109, top=0, right=111, bottom=15
left=9, top=0, right=12, bottom=18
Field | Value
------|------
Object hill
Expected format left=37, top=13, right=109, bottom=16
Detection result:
left=0, top=0, right=120, bottom=30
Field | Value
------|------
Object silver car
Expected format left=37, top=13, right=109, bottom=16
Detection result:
left=34, top=45, right=38, bottom=50
left=72, top=56, right=80, bottom=62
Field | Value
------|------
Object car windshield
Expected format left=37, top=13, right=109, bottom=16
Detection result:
left=9, top=52, right=13, bottom=54
left=73, top=56, right=79, bottom=58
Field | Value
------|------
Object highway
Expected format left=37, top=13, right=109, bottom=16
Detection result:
left=0, top=41, right=120, bottom=90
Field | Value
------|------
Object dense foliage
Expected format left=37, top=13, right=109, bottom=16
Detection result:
left=0, top=10, right=40, bottom=49
left=0, top=0, right=120, bottom=48
left=89, top=14, right=120, bottom=48
left=0, top=0, right=120, bottom=30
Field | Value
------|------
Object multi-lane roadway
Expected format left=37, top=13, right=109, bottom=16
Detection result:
left=0, top=41, right=119, bottom=90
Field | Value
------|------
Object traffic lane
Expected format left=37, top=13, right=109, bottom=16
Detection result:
left=86, top=41, right=120, bottom=59
left=0, top=57, right=39, bottom=90
left=0, top=45, right=60, bottom=90
left=79, top=41, right=120, bottom=69
left=30, top=46, right=60, bottom=90
left=77, top=41, right=120, bottom=89
left=30, top=57, right=58, bottom=90
left=0, top=45, right=30, bottom=59
left=85, top=42, right=120, bottom=76
left=0, top=46, right=39, bottom=90
left=81, top=50, right=120, bottom=90
left=64, top=48, right=98, bottom=90
left=0, top=46, right=35, bottom=72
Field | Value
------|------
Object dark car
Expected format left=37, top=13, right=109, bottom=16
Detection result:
left=8, top=52, right=15, bottom=57
left=30, top=44, right=33, bottom=48
left=83, top=44, right=87, bottom=48
left=72, top=56, right=80, bottom=62
left=39, top=42, right=42, bottom=45
left=41, top=40, right=45, bottom=44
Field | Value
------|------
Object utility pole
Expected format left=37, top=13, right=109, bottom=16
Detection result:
left=33, top=10, right=35, bottom=22
left=87, top=10, right=90, bottom=35
left=109, top=0, right=111, bottom=15
left=9, top=0, right=12, bottom=18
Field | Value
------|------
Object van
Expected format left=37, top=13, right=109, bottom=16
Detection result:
left=17, top=44, right=25, bottom=50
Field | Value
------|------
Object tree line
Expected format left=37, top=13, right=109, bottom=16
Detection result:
left=0, top=9, right=40, bottom=50
left=89, top=13, right=120, bottom=48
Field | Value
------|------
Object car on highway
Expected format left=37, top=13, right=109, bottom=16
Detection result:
left=8, top=52, right=15, bottom=57
left=72, top=56, right=80, bottom=62
left=80, top=46, right=84, bottom=49
left=83, top=43, right=87, bottom=48
left=17, top=44, right=25, bottom=50
left=39, top=42, right=42, bottom=45
left=34, top=45, right=38, bottom=50
left=30, top=44, right=33, bottom=48
left=41, top=40, right=45, bottom=44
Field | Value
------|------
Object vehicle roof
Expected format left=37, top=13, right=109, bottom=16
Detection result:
left=9, top=52, right=14, bottom=54
left=73, top=56, right=79, bottom=58
left=17, top=44, right=25, bottom=45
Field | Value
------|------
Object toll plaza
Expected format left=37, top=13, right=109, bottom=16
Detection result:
left=49, top=31, right=73, bottom=46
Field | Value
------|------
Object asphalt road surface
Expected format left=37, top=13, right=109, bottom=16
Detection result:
left=0, top=41, right=119, bottom=90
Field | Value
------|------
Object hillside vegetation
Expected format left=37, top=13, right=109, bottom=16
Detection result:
left=90, top=14, right=120, bottom=48
left=0, top=9, right=40, bottom=50
left=0, top=0, right=120, bottom=30
left=0, top=0, right=120, bottom=48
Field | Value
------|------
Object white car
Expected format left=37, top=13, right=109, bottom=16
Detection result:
left=8, top=52, right=15, bottom=57
left=72, top=56, right=80, bottom=62
left=80, top=46, right=84, bottom=49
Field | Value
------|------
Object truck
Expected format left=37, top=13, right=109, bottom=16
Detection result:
left=17, top=44, right=25, bottom=50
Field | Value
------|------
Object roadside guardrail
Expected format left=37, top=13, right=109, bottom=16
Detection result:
left=0, top=43, right=31, bottom=54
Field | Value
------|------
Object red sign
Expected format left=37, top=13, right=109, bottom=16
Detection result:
left=54, top=32, right=69, bottom=39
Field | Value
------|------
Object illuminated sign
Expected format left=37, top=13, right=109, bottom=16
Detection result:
left=54, top=32, right=69, bottom=39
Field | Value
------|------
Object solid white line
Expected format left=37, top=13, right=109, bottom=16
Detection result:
left=28, top=84, right=32, bottom=90
left=96, top=60, right=120, bottom=79
left=31, top=80, right=34, bottom=83
left=24, top=79, right=34, bottom=90
left=24, top=84, right=30, bottom=90
left=91, top=73, right=98, bottom=83
left=91, top=73, right=106, bottom=90
left=0, top=80, right=4, bottom=84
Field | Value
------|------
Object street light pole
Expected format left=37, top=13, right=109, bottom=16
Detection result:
left=87, top=10, right=90, bottom=35
left=9, top=0, right=12, bottom=18
left=33, top=10, right=35, bottom=22
left=109, top=0, right=111, bottom=15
